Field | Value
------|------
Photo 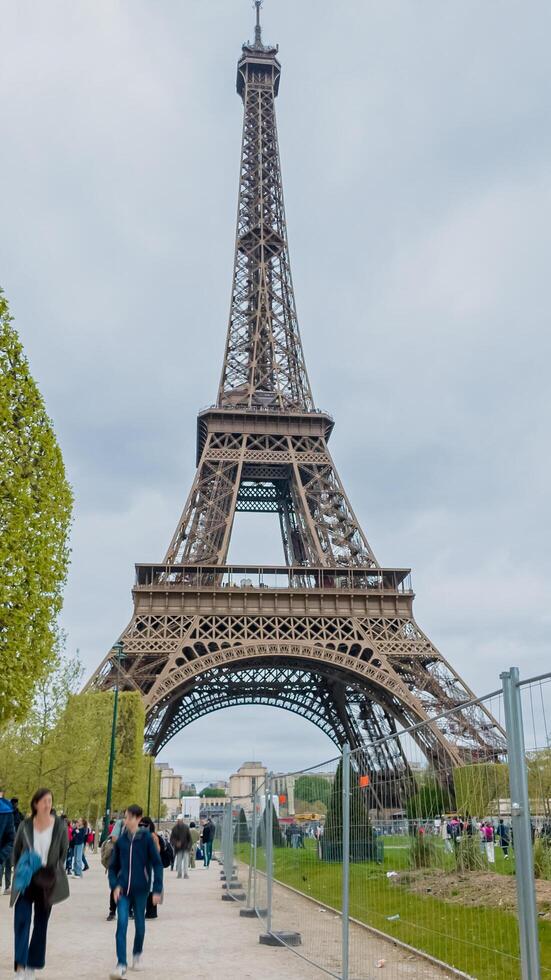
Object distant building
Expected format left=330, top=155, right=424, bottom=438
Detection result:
left=228, top=762, right=267, bottom=815
left=155, top=761, right=183, bottom=820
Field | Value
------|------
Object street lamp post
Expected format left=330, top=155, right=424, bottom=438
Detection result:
left=101, top=640, right=124, bottom=843
left=157, top=769, right=162, bottom=826
left=146, top=754, right=154, bottom=816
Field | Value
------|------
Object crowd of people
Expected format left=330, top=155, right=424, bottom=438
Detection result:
left=0, top=784, right=218, bottom=978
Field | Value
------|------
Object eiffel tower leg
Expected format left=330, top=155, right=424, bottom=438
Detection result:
left=165, top=433, right=246, bottom=565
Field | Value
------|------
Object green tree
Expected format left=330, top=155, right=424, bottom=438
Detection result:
left=0, top=660, right=156, bottom=821
left=234, top=807, right=250, bottom=844
left=453, top=763, right=509, bottom=818
left=406, top=778, right=453, bottom=821
left=199, top=787, right=226, bottom=798
left=0, top=645, right=83, bottom=804
left=256, top=799, right=284, bottom=848
left=294, top=774, right=332, bottom=809
left=0, top=289, right=72, bottom=725
left=323, top=760, right=378, bottom=862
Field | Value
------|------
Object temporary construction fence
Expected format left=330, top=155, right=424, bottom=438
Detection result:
left=216, top=667, right=551, bottom=980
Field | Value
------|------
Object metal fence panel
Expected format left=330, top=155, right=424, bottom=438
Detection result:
left=231, top=668, right=551, bottom=980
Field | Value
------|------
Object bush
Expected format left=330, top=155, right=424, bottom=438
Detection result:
left=534, top=840, right=551, bottom=880
left=455, top=835, right=488, bottom=872
left=409, top=833, right=438, bottom=869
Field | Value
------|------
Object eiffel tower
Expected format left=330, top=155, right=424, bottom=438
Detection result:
left=89, top=3, right=504, bottom=773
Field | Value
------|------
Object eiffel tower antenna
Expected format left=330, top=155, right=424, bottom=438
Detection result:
left=87, top=5, right=505, bottom=776
left=254, top=0, right=262, bottom=47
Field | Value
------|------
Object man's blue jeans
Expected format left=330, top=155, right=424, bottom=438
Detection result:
left=73, top=843, right=84, bottom=876
left=115, top=893, right=147, bottom=967
left=14, top=891, right=51, bottom=970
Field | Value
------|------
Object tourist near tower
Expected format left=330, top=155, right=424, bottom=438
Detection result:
left=88, top=2, right=505, bottom=780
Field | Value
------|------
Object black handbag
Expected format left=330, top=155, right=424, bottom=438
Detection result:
left=28, top=865, right=57, bottom=907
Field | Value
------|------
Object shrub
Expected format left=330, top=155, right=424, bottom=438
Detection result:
left=534, top=840, right=551, bottom=880
left=455, top=835, right=488, bottom=872
left=409, top=833, right=438, bottom=869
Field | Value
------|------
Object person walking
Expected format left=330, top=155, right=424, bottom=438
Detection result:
left=11, top=799, right=24, bottom=833
left=138, top=817, right=161, bottom=920
left=201, top=817, right=215, bottom=868
left=496, top=818, right=510, bottom=859
left=72, top=819, right=87, bottom=878
left=108, top=804, right=163, bottom=978
left=11, top=787, right=69, bottom=977
left=170, top=818, right=192, bottom=879
left=103, top=815, right=124, bottom=922
left=82, top=822, right=90, bottom=872
left=65, top=821, right=75, bottom=875
left=189, top=822, right=199, bottom=870
left=0, top=789, right=15, bottom=895
left=483, top=821, right=495, bottom=863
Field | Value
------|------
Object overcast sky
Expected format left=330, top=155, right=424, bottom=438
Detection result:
left=1, top=0, right=550, bottom=787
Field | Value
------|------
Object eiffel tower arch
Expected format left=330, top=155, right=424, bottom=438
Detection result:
left=88, top=5, right=504, bottom=775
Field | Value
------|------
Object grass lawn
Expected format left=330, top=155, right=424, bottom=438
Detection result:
left=235, top=840, right=551, bottom=980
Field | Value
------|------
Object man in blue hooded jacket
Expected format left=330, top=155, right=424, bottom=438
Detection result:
left=0, top=789, right=15, bottom=894
left=108, top=804, right=163, bottom=979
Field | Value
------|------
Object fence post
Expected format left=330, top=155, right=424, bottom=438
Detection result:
left=501, top=666, right=541, bottom=980
left=266, top=773, right=274, bottom=935
left=249, top=788, right=257, bottom=908
left=221, top=797, right=233, bottom=900
left=342, top=743, right=350, bottom=980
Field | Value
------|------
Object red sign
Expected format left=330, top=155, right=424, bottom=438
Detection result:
left=279, top=794, right=287, bottom=804
left=359, top=775, right=370, bottom=788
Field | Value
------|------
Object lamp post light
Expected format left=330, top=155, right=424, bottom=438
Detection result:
left=101, top=640, right=124, bottom=843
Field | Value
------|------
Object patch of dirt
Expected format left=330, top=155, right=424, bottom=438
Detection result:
left=393, top=868, right=551, bottom=919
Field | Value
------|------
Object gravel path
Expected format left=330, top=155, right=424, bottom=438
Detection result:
left=0, top=853, right=321, bottom=980
left=0, top=854, right=455, bottom=979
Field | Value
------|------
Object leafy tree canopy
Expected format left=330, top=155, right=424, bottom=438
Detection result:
left=453, top=763, right=509, bottom=818
left=294, top=774, right=332, bottom=808
left=199, top=787, right=226, bottom=798
left=0, top=289, right=72, bottom=725
left=0, top=650, right=159, bottom=820
left=406, top=778, right=453, bottom=821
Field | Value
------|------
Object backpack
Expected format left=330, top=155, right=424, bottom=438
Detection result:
left=158, top=836, right=173, bottom=869
left=100, top=837, right=114, bottom=870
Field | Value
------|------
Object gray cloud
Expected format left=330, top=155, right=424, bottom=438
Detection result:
left=1, top=0, right=550, bottom=784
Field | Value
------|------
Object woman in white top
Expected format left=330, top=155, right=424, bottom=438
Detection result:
left=11, top=788, right=70, bottom=978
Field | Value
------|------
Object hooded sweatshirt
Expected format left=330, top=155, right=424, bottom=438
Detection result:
left=108, top=827, right=163, bottom=897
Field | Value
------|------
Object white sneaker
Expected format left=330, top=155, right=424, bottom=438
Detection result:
left=25, top=971, right=36, bottom=980
left=109, top=967, right=127, bottom=979
left=131, top=955, right=144, bottom=971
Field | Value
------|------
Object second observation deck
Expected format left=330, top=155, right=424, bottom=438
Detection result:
left=134, top=564, right=413, bottom=594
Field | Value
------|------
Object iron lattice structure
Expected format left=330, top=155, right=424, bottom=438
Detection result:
left=88, top=7, right=505, bottom=775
